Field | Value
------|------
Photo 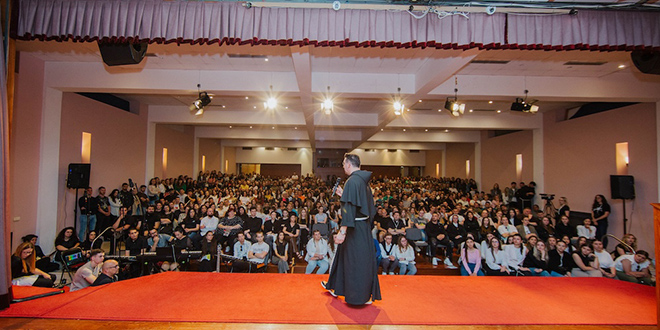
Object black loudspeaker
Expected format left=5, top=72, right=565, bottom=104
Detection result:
left=67, top=163, right=91, bottom=189
left=631, top=51, right=660, bottom=75
left=610, top=175, right=635, bottom=200
left=98, top=41, right=148, bottom=66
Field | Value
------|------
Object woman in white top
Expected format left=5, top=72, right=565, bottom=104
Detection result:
left=505, top=234, right=532, bottom=276
left=591, top=239, right=616, bottom=278
left=108, top=189, right=122, bottom=217
left=576, top=219, right=597, bottom=240
left=484, top=237, right=510, bottom=276
left=395, top=236, right=416, bottom=275
left=498, top=217, right=518, bottom=242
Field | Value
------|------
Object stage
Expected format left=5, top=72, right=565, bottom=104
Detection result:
left=0, top=272, right=656, bottom=326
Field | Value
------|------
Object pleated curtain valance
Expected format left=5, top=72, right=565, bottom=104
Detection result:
left=14, top=0, right=660, bottom=50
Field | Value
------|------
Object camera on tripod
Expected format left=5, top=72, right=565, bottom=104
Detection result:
left=540, top=193, right=555, bottom=201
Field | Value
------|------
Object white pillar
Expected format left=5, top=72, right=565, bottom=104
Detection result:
left=145, top=121, right=156, bottom=183
left=533, top=124, right=545, bottom=208
left=36, top=88, right=63, bottom=253
left=475, top=141, right=482, bottom=187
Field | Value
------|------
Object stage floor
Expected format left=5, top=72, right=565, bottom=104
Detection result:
left=0, top=272, right=656, bottom=326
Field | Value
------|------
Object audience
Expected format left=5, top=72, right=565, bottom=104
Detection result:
left=11, top=242, right=55, bottom=287
left=91, top=259, right=119, bottom=287
left=23, top=172, right=652, bottom=287
left=70, top=249, right=105, bottom=292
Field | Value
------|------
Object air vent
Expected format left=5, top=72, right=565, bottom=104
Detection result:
left=470, top=60, right=510, bottom=64
left=228, top=54, right=268, bottom=59
left=265, top=147, right=275, bottom=151
left=364, top=149, right=374, bottom=152
left=287, top=148, right=298, bottom=151
left=409, top=150, right=420, bottom=153
left=564, top=61, right=606, bottom=66
left=387, top=149, right=397, bottom=152
left=242, top=147, right=253, bottom=150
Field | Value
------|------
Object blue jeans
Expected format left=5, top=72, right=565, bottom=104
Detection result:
left=399, top=263, right=417, bottom=275
left=78, top=214, right=97, bottom=242
left=305, top=259, right=329, bottom=274
left=550, top=271, right=566, bottom=277
left=460, top=262, right=485, bottom=276
left=528, top=267, right=551, bottom=277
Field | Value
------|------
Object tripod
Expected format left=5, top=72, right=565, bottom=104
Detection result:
left=542, top=198, right=557, bottom=219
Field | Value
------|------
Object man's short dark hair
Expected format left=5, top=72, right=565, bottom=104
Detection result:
left=90, top=249, right=105, bottom=258
left=122, top=183, right=128, bottom=186
left=636, top=250, right=650, bottom=258
left=250, top=206, right=257, bottom=211
left=98, top=186, right=105, bottom=191
left=344, top=153, right=361, bottom=168
left=140, top=185, right=146, bottom=189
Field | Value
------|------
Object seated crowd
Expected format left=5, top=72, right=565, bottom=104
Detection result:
left=11, top=172, right=655, bottom=289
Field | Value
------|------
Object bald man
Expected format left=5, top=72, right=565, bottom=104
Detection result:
left=91, top=260, right=119, bottom=287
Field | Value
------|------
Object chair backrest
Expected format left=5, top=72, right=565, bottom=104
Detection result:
left=405, top=227, right=423, bottom=241
left=312, top=223, right=330, bottom=237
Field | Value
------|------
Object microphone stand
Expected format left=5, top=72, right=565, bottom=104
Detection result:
left=92, top=226, right=114, bottom=251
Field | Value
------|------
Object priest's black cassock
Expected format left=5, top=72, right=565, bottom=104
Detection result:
left=326, top=170, right=381, bottom=305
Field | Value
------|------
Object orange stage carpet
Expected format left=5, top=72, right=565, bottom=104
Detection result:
left=0, top=272, right=655, bottom=325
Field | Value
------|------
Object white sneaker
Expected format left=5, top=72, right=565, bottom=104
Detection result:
left=432, top=257, right=439, bottom=266
left=444, top=258, right=458, bottom=269
left=382, top=272, right=387, bottom=275
left=389, top=272, right=395, bottom=275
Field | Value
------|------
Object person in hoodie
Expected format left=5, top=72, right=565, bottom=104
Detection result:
left=323, top=153, right=381, bottom=305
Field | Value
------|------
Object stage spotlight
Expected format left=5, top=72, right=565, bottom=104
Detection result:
left=322, top=98, right=334, bottom=115
left=190, top=90, right=212, bottom=115
left=510, top=96, right=539, bottom=113
left=264, top=97, right=277, bottom=110
left=393, top=100, right=404, bottom=116
left=445, top=97, right=465, bottom=116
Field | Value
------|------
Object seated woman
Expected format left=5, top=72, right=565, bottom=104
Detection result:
left=446, top=214, right=467, bottom=253
left=592, top=239, right=616, bottom=279
left=21, top=234, right=58, bottom=273
left=497, top=217, right=518, bottom=243
left=560, top=235, right=576, bottom=254
left=327, top=232, right=338, bottom=270
left=199, top=231, right=218, bottom=272
left=523, top=240, right=551, bottom=276
left=54, top=226, right=81, bottom=263
left=554, top=216, right=576, bottom=243
left=483, top=236, right=510, bottom=276
left=536, top=216, right=555, bottom=242
left=395, top=236, right=417, bottom=275
left=613, top=233, right=637, bottom=259
left=479, top=217, right=499, bottom=243
left=80, top=230, right=103, bottom=255
left=614, top=250, right=654, bottom=286
left=272, top=232, right=290, bottom=273
left=11, top=242, right=56, bottom=287
left=282, top=214, right=302, bottom=259
left=576, top=219, right=597, bottom=240
left=460, top=237, right=484, bottom=276
left=505, top=234, right=532, bottom=276
left=571, top=244, right=602, bottom=277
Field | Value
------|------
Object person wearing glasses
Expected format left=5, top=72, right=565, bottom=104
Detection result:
left=91, top=260, right=120, bottom=286
left=614, top=250, right=654, bottom=286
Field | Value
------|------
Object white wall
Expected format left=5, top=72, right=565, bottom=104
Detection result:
left=351, top=149, right=426, bottom=166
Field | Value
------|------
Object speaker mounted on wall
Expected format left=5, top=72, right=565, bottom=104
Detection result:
left=67, top=163, right=91, bottom=189
left=98, top=41, right=148, bottom=66
left=610, top=175, right=635, bottom=200
left=631, top=50, right=660, bottom=75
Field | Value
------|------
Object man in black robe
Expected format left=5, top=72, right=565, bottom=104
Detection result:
left=323, top=153, right=381, bottom=305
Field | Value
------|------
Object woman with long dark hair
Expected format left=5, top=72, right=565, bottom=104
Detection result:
left=12, top=242, right=55, bottom=287
left=272, top=231, right=290, bottom=273
left=199, top=231, right=218, bottom=272
left=54, top=227, right=80, bottom=262
left=591, top=194, right=611, bottom=247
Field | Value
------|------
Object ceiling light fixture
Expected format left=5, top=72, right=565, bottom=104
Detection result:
left=510, top=89, right=539, bottom=113
left=189, top=84, right=212, bottom=116
left=321, top=86, right=334, bottom=115
left=264, top=85, right=278, bottom=110
left=445, top=77, right=465, bottom=117
left=393, top=87, right=405, bottom=116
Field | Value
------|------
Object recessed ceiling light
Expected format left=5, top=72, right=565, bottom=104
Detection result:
left=618, top=64, right=626, bottom=69
left=229, top=126, right=232, bottom=128
left=406, top=109, right=410, bottom=112
left=425, top=129, right=428, bottom=132
left=294, top=127, right=298, bottom=130
left=380, top=128, right=384, bottom=131
left=265, top=58, right=269, bottom=62
left=444, top=129, right=449, bottom=132
left=245, top=96, right=249, bottom=100
left=418, top=99, right=422, bottom=103
left=469, top=109, right=473, bottom=112
left=438, top=109, right=442, bottom=112
left=272, top=126, right=275, bottom=129
left=403, top=129, right=406, bottom=132
left=222, top=105, right=226, bottom=108
left=253, top=106, right=257, bottom=109
left=488, top=101, right=493, bottom=104
left=496, top=110, right=502, bottom=113
left=285, top=106, right=288, bottom=109
left=249, top=126, right=253, bottom=128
